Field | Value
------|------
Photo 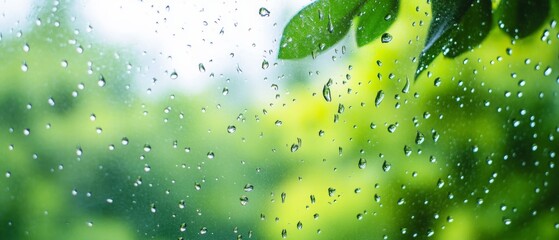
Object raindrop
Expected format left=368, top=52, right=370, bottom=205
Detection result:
left=404, top=145, right=412, bottom=156
left=259, top=7, right=270, bottom=17
left=170, top=71, right=178, bottom=79
left=375, top=90, right=384, bottom=107
left=381, top=33, right=393, bottom=43
left=358, top=158, right=367, bottom=169
left=402, top=78, right=410, bottom=93
left=243, top=184, right=254, bottom=192
left=60, top=60, right=68, bottom=68
left=281, top=192, right=286, bottom=203
left=387, top=124, right=397, bottom=133
left=23, top=128, right=30, bottom=136
left=240, top=195, right=249, bottom=206
left=194, top=182, right=202, bottom=190
left=281, top=229, right=287, bottom=238
left=144, top=164, right=151, bottom=172
left=198, top=63, right=206, bottom=72
left=121, top=137, right=129, bottom=145
left=21, top=62, right=28, bottom=72
left=261, top=59, right=269, bottom=69
left=222, top=88, right=229, bottom=95
left=310, top=195, right=316, bottom=204
left=150, top=204, right=157, bottom=213
left=327, top=15, right=334, bottom=33
left=98, top=75, right=106, bottom=87
left=297, top=221, right=303, bottom=230
left=437, top=178, right=444, bottom=188
left=382, top=160, right=391, bottom=172
left=415, top=131, right=425, bottom=144
left=544, top=66, right=552, bottom=76
left=357, top=213, right=363, bottom=220
left=143, top=145, right=151, bottom=152
left=200, top=227, right=208, bottom=234
left=207, top=152, right=215, bottom=159
left=323, top=85, right=332, bottom=102
left=179, top=200, right=186, bottom=209
left=227, top=125, right=236, bottom=133
left=23, top=43, right=30, bottom=52
left=179, top=223, right=187, bottom=232
left=503, top=218, right=512, bottom=225
left=328, top=187, right=336, bottom=197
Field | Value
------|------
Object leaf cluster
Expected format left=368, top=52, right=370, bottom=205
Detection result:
left=278, top=0, right=552, bottom=79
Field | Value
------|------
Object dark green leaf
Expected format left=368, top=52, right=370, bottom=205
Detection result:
left=278, top=0, right=366, bottom=59
left=355, top=0, right=399, bottom=47
left=495, top=0, right=550, bottom=39
left=416, top=0, right=492, bottom=79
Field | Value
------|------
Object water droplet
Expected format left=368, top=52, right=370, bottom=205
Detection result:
left=194, top=182, right=202, bottom=190
left=21, top=62, right=28, bottom=72
left=48, top=97, right=55, bottom=106
left=281, top=192, right=286, bottom=203
left=375, top=90, right=384, bottom=107
left=382, top=160, right=391, bottom=172
left=310, top=195, right=316, bottom=204
left=121, top=137, right=129, bottom=145
left=170, top=71, right=178, bottom=79
left=178, top=200, right=186, bottom=209
left=240, top=195, right=249, bottom=205
left=144, top=164, right=151, bottom=172
left=207, top=152, right=215, bottom=159
left=356, top=213, right=363, bottom=220
left=328, top=187, right=336, bottom=197
left=387, top=124, right=397, bottom=133
left=243, top=184, right=254, bottom=192
left=179, top=223, right=187, bottom=232
left=503, top=218, right=512, bottom=225
left=402, top=78, right=410, bottom=93
left=259, top=7, right=270, bottom=17
left=98, top=75, right=106, bottom=87
left=261, top=59, right=269, bottom=69
left=222, top=88, right=229, bottom=95
left=200, top=227, right=208, bottom=234
left=327, top=15, right=334, bottom=33
left=322, top=85, right=332, bottom=102
left=5, top=171, right=11, bottom=178
left=415, top=131, right=425, bottom=144
left=23, top=128, right=30, bottom=136
left=23, top=43, right=30, bottom=52
left=404, top=145, right=412, bottom=156
left=76, top=147, right=83, bottom=156
left=150, top=203, right=157, bottom=213
left=60, top=60, right=68, bottom=68
left=297, top=221, right=303, bottom=230
left=437, top=178, right=445, bottom=188
left=381, top=33, right=393, bottom=43
left=544, top=66, right=552, bottom=76
left=358, top=158, right=367, bottom=169
left=290, top=144, right=299, bottom=152
left=198, top=63, right=206, bottom=72
left=143, top=145, right=151, bottom=152
left=227, top=125, right=236, bottom=133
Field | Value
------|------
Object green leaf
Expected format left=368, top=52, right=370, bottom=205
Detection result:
left=278, top=0, right=366, bottom=59
left=495, top=0, right=550, bottom=39
left=355, top=0, right=399, bottom=47
left=415, top=0, right=492, bottom=79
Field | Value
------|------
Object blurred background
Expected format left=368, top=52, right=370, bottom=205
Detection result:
left=0, top=0, right=558, bottom=239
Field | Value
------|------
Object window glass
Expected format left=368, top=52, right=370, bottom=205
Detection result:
left=1, top=1, right=558, bottom=239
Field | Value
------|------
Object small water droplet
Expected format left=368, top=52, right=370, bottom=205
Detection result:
left=207, top=152, right=215, bottom=159
left=328, top=187, right=336, bottom=197
left=281, top=229, right=287, bottom=238
left=23, top=128, right=30, bottom=136
left=297, top=221, right=303, bottom=230
left=356, top=213, right=363, bottom=220
left=227, top=125, right=236, bottom=133
left=503, top=217, right=512, bottom=225
left=60, top=60, right=68, bottom=68
left=179, top=223, right=187, bottom=232
left=240, top=195, right=249, bottom=205
left=261, top=59, right=269, bottom=69
left=200, top=227, right=208, bottom=235
left=437, top=178, right=444, bottom=188
left=375, top=90, right=384, bottom=107
left=21, top=62, right=28, bottom=72
left=358, top=158, right=367, bottom=169
left=150, top=203, right=157, bottom=213
left=143, top=145, right=151, bottom=152
left=243, top=184, right=254, bottom=192
left=381, top=33, right=393, bottom=43
left=382, top=160, right=391, bottom=172
left=144, top=164, right=151, bottom=172
left=178, top=200, right=186, bottom=209
left=23, top=43, right=30, bottom=52
left=281, top=192, right=286, bottom=203
left=194, top=182, right=202, bottom=190
left=222, top=88, right=229, bottom=95
left=415, top=131, right=425, bottom=144
left=198, top=63, right=206, bottom=72
left=387, top=124, right=397, bottom=133
left=121, top=137, right=129, bottom=145
left=170, top=71, right=178, bottom=79
left=98, top=75, right=106, bottom=87
left=259, top=7, right=270, bottom=17
left=544, top=66, right=552, bottom=76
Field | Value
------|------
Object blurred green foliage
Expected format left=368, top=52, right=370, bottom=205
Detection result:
left=1, top=1, right=558, bottom=240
